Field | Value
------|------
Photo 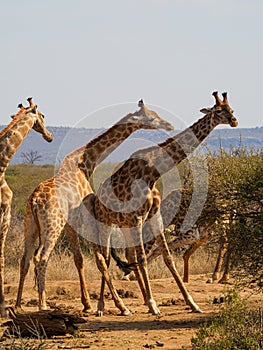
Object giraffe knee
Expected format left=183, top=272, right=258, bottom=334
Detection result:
left=95, top=254, right=107, bottom=271
left=0, top=257, right=4, bottom=270
left=163, top=253, right=173, bottom=266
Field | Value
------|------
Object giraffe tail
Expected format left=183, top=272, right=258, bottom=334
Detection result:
left=110, top=247, right=138, bottom=276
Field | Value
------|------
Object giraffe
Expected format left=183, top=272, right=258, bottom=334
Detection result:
left=141, top=199, right=230, bottom=286
left=182, top=231, right=212, bottom=283
left=145, top=226, right=212, bottom=283
left=141, top=186, right=214, bottom=284
left=81, top=91, right=238, bottom=316
left=15, top=100, right=174, bottom=312
left=176, top=227, right=233, bottom=285
left=111, top=187, right=203, bottom=281
left=0, top=98, right=53, bottom=317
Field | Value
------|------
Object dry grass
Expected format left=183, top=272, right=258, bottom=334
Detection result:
left=5, top=215, right=217, bottom=286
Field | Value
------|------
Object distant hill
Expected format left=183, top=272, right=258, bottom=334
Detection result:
left=1, top=125, right=262, bottom=165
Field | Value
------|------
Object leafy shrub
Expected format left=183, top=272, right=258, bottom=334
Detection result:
left=191, top=289, right=263, bottom=349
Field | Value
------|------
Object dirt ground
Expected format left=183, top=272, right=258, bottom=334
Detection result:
left=0, top=275, right=262, bottom=349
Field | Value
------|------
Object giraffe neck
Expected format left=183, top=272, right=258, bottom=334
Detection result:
left=162, top=111, right=217, bottom=155
left=132, top=112, right=218, bottom=178
left=79, top=120, right=145, bottom=179
left=0, top=115, right=35, bottom=173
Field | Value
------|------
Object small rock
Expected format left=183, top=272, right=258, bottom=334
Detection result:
left=156, top=341, right=164, bottom=347
left=56, top=287, right=68, bottom=295
left=143, top=344, right=155, bottom=349
left=26, top=299, right=38, bottom=306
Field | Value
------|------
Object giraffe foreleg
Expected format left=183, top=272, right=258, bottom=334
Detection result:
left=125, top=245, right=147, bottom=304
left=0, top=183, right=12, bottom=317
left=93, top=223, right=131, bottom=317
left=0, top=205, right=11, bottom=317
left=130, top=225, right=160, bottom=316
left=93, top=242, right=131, bottom=316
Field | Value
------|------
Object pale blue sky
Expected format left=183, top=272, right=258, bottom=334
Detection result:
left=0, top=0, right=262, bottom=128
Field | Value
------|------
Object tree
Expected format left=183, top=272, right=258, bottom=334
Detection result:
left=205, top=147, right=263, bottom=288
left=21, top=150, right=43, bottom=164
left=231, top=156, right=263, bottom=288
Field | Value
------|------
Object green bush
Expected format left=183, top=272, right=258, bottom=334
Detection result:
left=198, top=147, right=263, bottom=287
left=191, top=289, right=263, bottom=349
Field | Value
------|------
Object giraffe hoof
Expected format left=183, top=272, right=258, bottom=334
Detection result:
left=147, top=299, right=160, bottom=315
left=96, top=310, right=104, bottom=317
left=83, top=309, right=95, bottom=316
left=148, top=308, right=161, bottom=316
left=121, top=310, right=132, bottom=316
left=83, top=306, right=93, bottom=313
left=192, top=308, right=203, bottom=313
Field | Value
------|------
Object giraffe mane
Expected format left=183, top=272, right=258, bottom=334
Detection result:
left=0, top=107, right=27, bottom=139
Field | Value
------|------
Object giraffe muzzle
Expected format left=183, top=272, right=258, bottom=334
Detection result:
left=43, top=132, right=54, bottom=142
left=230, top=120, right=238, bottom=127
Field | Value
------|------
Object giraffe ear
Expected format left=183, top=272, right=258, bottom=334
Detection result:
left=200, top=108, right=211, bottom=114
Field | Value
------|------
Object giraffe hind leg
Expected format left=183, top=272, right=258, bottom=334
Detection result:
left=16, top=230, right=39, bottom=308
left=34, top=225, right=62, bottom=311
left=66, top=224, right=92, bottom=312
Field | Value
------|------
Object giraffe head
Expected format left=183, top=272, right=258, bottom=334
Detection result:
left=200, top=91, right=238, bottom=127
left=123, top=99, right=174, bottom=131
left=16, top=98, right=53, bottom=142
